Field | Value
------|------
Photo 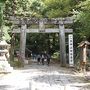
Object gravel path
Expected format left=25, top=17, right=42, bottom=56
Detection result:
left=0, top=63, right=90, bottom=90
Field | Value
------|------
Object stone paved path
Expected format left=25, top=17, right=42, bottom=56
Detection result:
left=0, top=63, right=90, bottom=90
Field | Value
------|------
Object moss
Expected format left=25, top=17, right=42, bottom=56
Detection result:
left=51, top=51, right=60, bottom=60
left=10, top=58, right=24, bottom=67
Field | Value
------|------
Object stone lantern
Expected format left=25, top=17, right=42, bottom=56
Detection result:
left=0, top=40, right=13, bottom=73
left=78, top=37, right=90, bottom=72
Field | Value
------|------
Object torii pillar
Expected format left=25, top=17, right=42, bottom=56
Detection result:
left=59, top=21, right=66, bottom=67
left=20, top=24, right=27, bottom=62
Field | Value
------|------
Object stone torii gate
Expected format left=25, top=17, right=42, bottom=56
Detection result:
left=10, top=16, right=73, bottom=67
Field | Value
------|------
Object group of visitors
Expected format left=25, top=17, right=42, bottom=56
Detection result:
left=37, top=53, right=51, bottom=66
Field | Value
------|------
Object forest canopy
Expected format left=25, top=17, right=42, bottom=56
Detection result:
left=0, top=0, right=90, bottom=54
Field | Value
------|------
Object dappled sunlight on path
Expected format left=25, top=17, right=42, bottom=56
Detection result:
left=0, top=63, right=90, bottom=90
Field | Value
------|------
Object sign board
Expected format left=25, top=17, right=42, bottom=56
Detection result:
left=68, top=34, right=74, bottom=67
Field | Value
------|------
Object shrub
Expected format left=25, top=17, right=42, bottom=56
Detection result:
left=51, top=51, right=60, bottom=60
left=10, top=58, right=24, bottom=67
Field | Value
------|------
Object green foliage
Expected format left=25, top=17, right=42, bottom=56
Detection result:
left=44, top=0, right=77, bottom=18
left=0, top=0, right=6, bottom=3
left=10, top=58, right=24, bottom=67
left=0, top=3, right=4, bottom=27
left=26, top=33, right=59, bottom=54
left=2, top=26, right=11, bottom=40
left=51, top=51, right=60, bottom=60
left=74, top=0, right=90, bottom=40
left=0, top=0, right=90, bottom=56
left=4, top=0, right=45, bottom=17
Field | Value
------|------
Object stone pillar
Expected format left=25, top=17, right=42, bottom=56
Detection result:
left=59, top=21, right=66, bottom=67
left=82, top=44, right=87, bottom=73
left=83, top=45, right=87, bottom=63
left=20, top=24, right=26, bottom=62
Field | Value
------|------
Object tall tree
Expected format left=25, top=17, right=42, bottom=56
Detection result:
left=44, top=0, right=78, bottom=18
left=0, top=0, right=7, bottom=40
left=74, top=0, right=90, bottom=42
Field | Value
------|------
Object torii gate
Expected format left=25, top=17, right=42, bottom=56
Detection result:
left=9, top=16, right=74, bottom=67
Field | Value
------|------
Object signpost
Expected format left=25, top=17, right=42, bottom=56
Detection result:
left=68, top=34, right=74, bottom=67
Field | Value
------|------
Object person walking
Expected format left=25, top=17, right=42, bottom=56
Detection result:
left=46, top=54, right=51, bottom=66
left=41, top=54, right=45, bottom=65
left=37, top=54, right=41, bottom=64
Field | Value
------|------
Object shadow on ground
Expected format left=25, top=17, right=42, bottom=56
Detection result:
left=0, top=85, right=13, bottom=90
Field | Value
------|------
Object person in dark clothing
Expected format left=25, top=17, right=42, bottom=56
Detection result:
left=46, top=54, right=51, bottom=66
left=37, top=54, right=41, bottom=64
left=41, top=54, right=45, bottom=65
